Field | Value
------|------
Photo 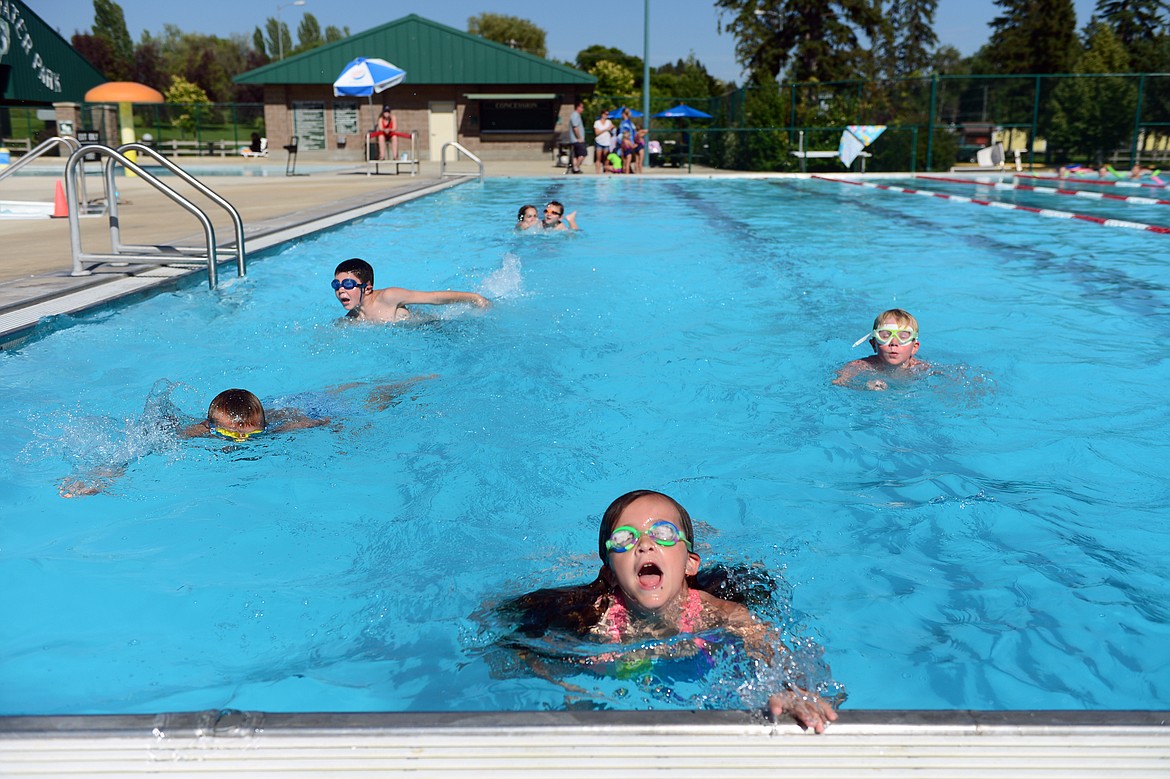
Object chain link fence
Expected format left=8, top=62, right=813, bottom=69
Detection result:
left=602, top=73, right=1170, bottom=173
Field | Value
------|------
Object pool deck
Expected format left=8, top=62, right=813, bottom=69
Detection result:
left=2, top=157, right=1168, bottom=774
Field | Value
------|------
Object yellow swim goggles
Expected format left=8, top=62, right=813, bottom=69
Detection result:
left=853, top=325, right=917, bottom=348
left=209, top=422, right=265, bottom=442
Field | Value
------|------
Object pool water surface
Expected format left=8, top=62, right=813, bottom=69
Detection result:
left=1, top=176, right=1168, bottom=716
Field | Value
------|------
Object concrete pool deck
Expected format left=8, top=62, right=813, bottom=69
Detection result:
left=1, top=156, right=1167, bottom=775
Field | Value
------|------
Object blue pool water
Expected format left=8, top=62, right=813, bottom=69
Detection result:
left=2, top=177, right=1168, bottom=716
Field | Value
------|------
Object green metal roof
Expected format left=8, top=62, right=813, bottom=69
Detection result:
left=1, top=0, right=107, bottom=104
left=235, top=14, right=595, bottom=87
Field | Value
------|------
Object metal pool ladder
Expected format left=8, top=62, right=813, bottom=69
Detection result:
left=65, top=143, right=246, bottom=289
left=440, top=142, right=484, bottom=182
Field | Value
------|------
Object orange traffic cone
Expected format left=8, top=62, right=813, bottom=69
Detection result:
left=51, top=179, right=68, bottom=218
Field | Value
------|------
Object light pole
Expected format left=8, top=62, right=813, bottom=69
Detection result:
left=642, top=0, right=653, bottom=136
left=276, top=0, right=306, bottom=61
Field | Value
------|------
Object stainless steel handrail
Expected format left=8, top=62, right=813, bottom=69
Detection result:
left=110, top=143, right=246, bottom=278
left=65, top=144, right=222, bottom=288
left=0, top=136, right=91, bottom=210
left=439, top=142, right=484, bottom=181
left=0, top=135, right=80, bottom=182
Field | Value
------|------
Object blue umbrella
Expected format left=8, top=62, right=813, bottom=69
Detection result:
left=607, top=106, right=644, bottom=119
left=332, top=57, right=406, bottom=98
left=653, top=104, right=713, bottom=119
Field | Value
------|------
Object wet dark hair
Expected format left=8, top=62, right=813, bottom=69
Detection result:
left=334, top=258, right=373, bottom=286
left=517, top=204, right=536, bottom=221
left=207, top=388, right=266, bottom=428
left=597, top=489, right=696, bottom=564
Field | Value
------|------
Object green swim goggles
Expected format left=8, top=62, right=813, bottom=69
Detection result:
left=853, top=325, right=918, bottom=348
left=606, top=520, right=693, bottom=553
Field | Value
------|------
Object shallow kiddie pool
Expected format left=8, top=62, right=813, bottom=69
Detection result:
left=1, top=176, right=1168, bottom=718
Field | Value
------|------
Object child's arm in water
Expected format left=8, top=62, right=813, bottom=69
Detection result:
left=704, top=593, right=839, bottom=733
left=265, top=408, right=331, bottom=434
left=59, top=465, right=127, bottom=498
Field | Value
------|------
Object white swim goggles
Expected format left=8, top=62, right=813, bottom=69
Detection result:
left=852, top=324, right=918, bottom=348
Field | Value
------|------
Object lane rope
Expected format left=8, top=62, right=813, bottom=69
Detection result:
left=1013, top=173, right=1165, bottom=190
left=915, top=174, right=1170, bottom=207
left=812, top=175, right=1170, bottom=234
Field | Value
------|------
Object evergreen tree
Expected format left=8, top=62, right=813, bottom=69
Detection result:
left=324, top=25, right=349, bottom=43
left=1049, top=22, right=1137, bottom=162
left=986, top=0, right=1078, bottom=74
left=889, top=0, right=939, bottom=77
left=1095, top=0, right=1167, bottom=46
left=715, top=0, right=882, bottom=84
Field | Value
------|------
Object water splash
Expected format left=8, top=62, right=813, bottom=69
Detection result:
left=481, top=252, right=525, bottom=301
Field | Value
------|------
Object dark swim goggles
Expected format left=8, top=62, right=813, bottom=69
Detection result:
left=606, top=520, right=693, bottom=553
left=331, top=279, right=365, bottom=291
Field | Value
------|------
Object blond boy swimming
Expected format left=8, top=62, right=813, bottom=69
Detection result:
left=834, top=308, right=929, bottom=390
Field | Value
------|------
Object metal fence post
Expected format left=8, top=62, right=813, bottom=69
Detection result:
left=1131, top=73, right=1146, bottom=164
left=1031, top=75, right=1041, bottom=171
left=925, top=74, right=938, bottom=172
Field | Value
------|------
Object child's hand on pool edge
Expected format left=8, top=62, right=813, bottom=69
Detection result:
left=768, top=687, right=838, bottom=733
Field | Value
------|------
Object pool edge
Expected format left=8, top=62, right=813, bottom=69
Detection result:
left=1, top=710, right=1167, bottom=777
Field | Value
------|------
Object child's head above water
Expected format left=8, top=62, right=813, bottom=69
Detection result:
left=596, top=489, right=701, bottom=615
left=334, top=257, right=374, bottom=287
left=852, top=308, right=921, bottom=368
left=207, top=389, right=266, bottom=440
left=516, top=204, right=539, bottom=229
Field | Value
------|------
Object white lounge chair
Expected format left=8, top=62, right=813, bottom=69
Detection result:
left=951, top=142, right=1023, bottom=172
left=790, top=129, right=870, bottom=172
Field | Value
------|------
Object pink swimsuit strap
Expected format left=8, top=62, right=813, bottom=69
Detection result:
left=607, top=589, right=703, bottom=642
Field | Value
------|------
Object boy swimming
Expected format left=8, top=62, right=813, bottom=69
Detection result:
left=492, top=489, right=841, bottom=732
left=834, top=308, right=929, bottom=390
left=333, top=258, right=491, bottom=323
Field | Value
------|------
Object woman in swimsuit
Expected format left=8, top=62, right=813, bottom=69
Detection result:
left=373, top=108, right=410, bottom=161
left=493, top=489, right=840, bottom=732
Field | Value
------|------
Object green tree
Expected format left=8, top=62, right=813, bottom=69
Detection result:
left=576, top=45, right=643, bottom=78
left=296, top=13, right=323, bottom=53
left=715, top=0, right=882, bottom=84
left=324, top=25, right=350, bottom=43
left=263, top=17, right=293, bottom=60
left=1049, top=22, right=1137, bottom=163
left=986, top=0, right=1078, bottom=74
left=591, top=60, right=637, bottom=100
left=164, top=74, right=212, bottom=137
left=252, top=27, right=268, bottom=58
left=93, top=0, right=133, bottom=79
left=652, top=55, right=728, bottom=100
left=1095, top=0, right=1166, bottom=47
left=467, top=13, right=547, bottom=58
left=887, top=0, right=939, bottom=78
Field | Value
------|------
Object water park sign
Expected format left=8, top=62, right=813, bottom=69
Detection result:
left=0, top=0, right=104, bottom=103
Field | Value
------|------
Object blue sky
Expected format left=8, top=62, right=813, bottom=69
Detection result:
left=33, top=0, right=1100, bottom=85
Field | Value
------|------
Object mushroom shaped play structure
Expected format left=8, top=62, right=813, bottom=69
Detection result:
left=84, top=81, right=164, bottom=169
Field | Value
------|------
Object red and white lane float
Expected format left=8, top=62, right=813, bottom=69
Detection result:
left=813, top=175, right=1170, bottom=235
left=915, top=174, right=1170, bottom=206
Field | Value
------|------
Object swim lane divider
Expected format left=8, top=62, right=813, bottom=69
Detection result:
left=811, top=176, right=1170, bottom=234
left=1013, top=173, right=1165, bottom=190
left=915, top=175, right=1170, bottom=207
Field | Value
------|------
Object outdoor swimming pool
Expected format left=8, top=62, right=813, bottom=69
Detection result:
left=1, top=176, right=1168, bottom=717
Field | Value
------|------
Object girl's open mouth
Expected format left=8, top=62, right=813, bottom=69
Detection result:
left=637, top=561, right=663, bottom=589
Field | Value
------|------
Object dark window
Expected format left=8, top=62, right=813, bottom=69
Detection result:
left=479, top=100, right=556, bottom=134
